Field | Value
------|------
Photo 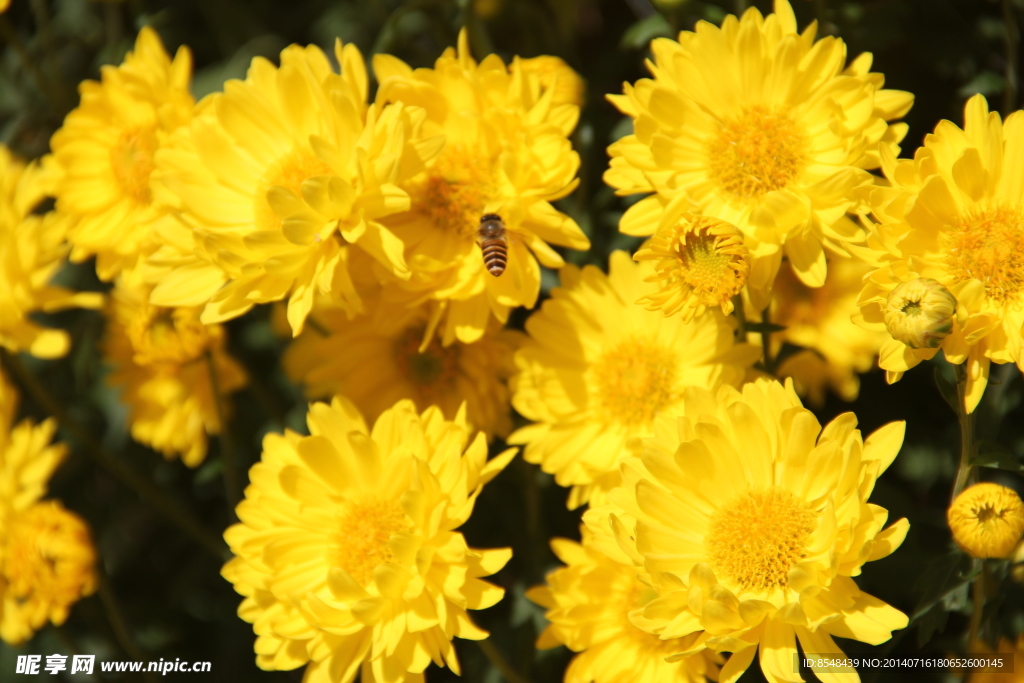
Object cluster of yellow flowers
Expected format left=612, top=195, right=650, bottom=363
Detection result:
left=2, top=0, right=1024, bottom=679
left=0, top=133, right=98, bottom=644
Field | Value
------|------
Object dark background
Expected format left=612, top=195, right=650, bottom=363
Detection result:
left=1, top=0, right=1023, bottom=681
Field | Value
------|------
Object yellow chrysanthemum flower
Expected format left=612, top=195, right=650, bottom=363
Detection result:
left=527, top=528, right=721, bottom=683
left=222, top=398, right=515, bottom=683
left=0, top=372, right=96, bottom=646
left=509, top=251, right=759, bottom=508
left=633, top=208, right=749, bottom=322
left=51, top=26, right=193, bottom=280
left=102, top=276, right=246, bottom=467
left=854, top=94, right=1024, bottom=412
left=147, top=41, right=441, bottom=335
left=283, top=298, right=520, bottom=439
left=372, top=30, right=590, bottom=345
left=948, top=483, right=1024, bottom=559
left=0, top=148, right=102, bottom=358
left=2, top=501, right=98, bottom=646
left=605, top=0, right=912, bottom=301
left=768, top=257, right=887, bottom=405
left=584, top=378, right=909, bottom=683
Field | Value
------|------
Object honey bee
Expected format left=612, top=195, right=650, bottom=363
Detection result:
left=477, top=213, right=508, bottom=277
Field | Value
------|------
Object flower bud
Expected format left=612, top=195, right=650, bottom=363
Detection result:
left=884, top=278, right=956, bottom=349
left=948, top=483, right=1024, bottom=559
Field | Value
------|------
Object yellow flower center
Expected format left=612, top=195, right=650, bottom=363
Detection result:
left=705, top=488, right=817, bottom=593
left=127, top=302, right=210, bottom=365
left=976, top=504, right=1000, bottom=523
left=667, top=218, right=748, bottom=306
left=706, top=106, right=807, bottom=202
left=393, top=327, right=461, bottom=395
left=636, top=214, right=749, bottom=321
left=414, top=146, right=497, bottom=237
left=333, top=498, right=411, bottom=587
left=679, top=236, right=740, bottom=298
left=945, top=205, right=1024, bottom=302
left=901, top=300, right=922, bottom=315
left=110, top=128, right=158, bottom=203
left=4, top=502, right=96, bottom=609
left=254, top=148, right=334, bottom=233
left=592, top=338, right=678, bottom=426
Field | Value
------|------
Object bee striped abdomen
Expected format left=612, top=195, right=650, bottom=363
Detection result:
left=480, top=238, right=508, bottom=276
left=477, top=213, right=508, bottom=277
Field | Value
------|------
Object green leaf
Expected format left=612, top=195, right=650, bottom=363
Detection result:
left=916, top=603, right=950, bottom=647
left=973, top=441, right=1024, bottom=471
left=934, top=366, right=960, bottom=414
left=910, top=550, right=975, bottom=646
left=702, top=4, right=727, bottom=22
left=194, top=458, right=223, bottom=486
left=958, top=70, right=1006, bottom=98
left=609, top=116, right=633, bottom=143
left=745, top=322, right=787, bottom=335
left=620, top=14, right=672, bottom=50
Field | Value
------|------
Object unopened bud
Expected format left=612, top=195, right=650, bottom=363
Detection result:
left=948, top=483, right=1024, bottom=559
left=884, top=278, right=956, bottom=349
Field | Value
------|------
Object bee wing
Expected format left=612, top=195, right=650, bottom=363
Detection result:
left=487, top=233, right=536, bottom=300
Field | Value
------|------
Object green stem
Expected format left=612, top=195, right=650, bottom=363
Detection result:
left=476, top=639, right=530, bottom=683
left=98, top=570, right=160, bottom=683
left=814, top=0, right=832, bottom=36
left=761, top=303, right=777, bottom=376
left=240, top=358, right=289, bottom=427
left=732, top=295, right=748, bottom=342
left=50, top=624, right=81, bottom=656
left=0, top=350, right=226, bottom=559
left=516, top=456, right=544, bottom=582
left=1003, top=0, right=1019, bottom=115
left=951, top=362, right=977, bottom=503
left=967, top=560, right=985, bottom=648
left=29, top=0, right=59, bottom=90
left=206, top=351, right=241, bottom=514
left=103, top=0, right=123, bottom=52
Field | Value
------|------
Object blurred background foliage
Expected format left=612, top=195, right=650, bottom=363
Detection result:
left=1, top=0, right=1024, bottom=681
